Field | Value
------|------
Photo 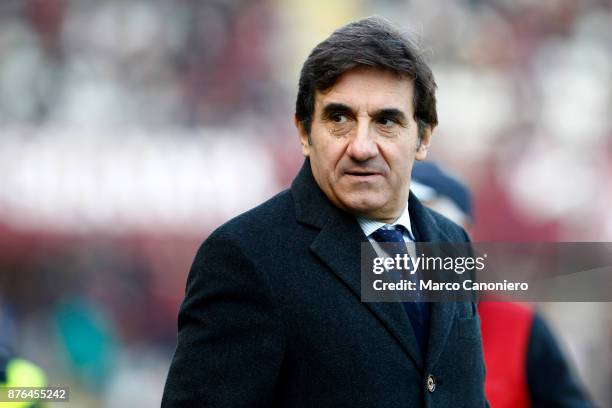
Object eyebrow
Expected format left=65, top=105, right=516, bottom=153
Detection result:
left=374, top=108, right=407, bottom=121
left=321, top=102, right=355, bottom=118
left=321, top=103, right=408, bottom=125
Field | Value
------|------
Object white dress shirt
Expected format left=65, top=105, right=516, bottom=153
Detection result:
left=356, top=205, right=416, bottom=259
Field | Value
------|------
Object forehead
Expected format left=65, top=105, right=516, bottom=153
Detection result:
left=315, top=67, right=415, bottom=115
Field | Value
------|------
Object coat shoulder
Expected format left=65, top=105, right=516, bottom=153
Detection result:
left=423, top=206, right=471, bottom=243
left=206, top=189, right=295, bottom=247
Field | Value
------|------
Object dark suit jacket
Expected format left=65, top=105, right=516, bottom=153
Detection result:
left=162, top=160, right=488, bottom=407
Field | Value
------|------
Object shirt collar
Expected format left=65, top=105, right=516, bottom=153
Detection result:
left=356, top=204, right=413, bottom=238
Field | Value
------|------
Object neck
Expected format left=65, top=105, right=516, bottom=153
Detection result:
left=355, top=205, right=407, bottom=225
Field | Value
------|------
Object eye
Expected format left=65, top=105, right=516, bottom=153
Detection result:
left=378, top=118, right=397, bottom=127
left=331, top=114, right=348, bottom=124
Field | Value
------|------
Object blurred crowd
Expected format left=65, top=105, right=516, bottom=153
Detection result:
left=0, top=0, right=282, bottom=127
left=0, top=0, right=610, bottom=406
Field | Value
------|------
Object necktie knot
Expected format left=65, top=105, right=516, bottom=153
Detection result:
left=371, top=225, right=406, bottom=244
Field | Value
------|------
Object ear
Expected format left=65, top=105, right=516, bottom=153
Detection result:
left=415, top=125, right=434, bottom=161
left=295, top=115, right=311, bottom=157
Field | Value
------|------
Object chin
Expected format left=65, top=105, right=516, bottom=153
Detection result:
left=338, top=193, right=386, bottom=217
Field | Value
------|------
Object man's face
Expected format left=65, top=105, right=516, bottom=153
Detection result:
left=296, top=66, right=432, bottom=223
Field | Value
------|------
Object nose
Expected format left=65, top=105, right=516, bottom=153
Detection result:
left=346, top=120, right=378, bottom=161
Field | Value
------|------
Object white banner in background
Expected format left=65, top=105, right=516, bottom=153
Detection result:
left=0, top=128, right=279, bottom=234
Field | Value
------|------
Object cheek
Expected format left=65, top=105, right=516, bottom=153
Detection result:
left=381, top=140, right=414, bottom=171
left=310, top=143, right=346, bottom=188
left=317, top=142, right=346, bottom=173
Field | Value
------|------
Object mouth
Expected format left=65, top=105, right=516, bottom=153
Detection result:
left=344, top=170, right=381, bottom=178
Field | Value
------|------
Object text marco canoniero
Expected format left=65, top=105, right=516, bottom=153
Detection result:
left=371, top=253, right=530, bottom=292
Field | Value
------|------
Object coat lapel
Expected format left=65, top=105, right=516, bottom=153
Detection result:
left=291, top=161, right=461, bottom=371
left=408, top=193, right=457, bottom=371
left=310, top=208, right=425, bottom=370
left=292, top=160, right=424, bottom=369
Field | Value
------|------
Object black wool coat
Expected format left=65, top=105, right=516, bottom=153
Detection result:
left=162, top=160, right=488, bottom=408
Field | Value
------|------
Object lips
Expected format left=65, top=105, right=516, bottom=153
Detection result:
left=344, top=170, right=381, bottom=177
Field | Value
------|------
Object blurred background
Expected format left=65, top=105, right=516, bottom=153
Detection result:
left=0, top=0, right=610, bottom=406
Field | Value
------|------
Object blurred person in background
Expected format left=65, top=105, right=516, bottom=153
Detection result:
left=0, top=300, right=47, bottom=408
left=163, top=17, right=489, bottom=407
left=412, top=161, right=593, bottom=408
left=0, top=345, right=47, bottom=408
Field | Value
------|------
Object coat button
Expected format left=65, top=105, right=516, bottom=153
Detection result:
left=426, top=374, right=436, bottom=393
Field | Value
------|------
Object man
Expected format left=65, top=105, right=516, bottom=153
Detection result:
left=162, top=17, right=488, bottom=407
left=412, top=161, right=593, bottom=407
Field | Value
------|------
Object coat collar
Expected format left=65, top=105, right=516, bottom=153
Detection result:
left=291, top=159, right=457, bottom=371
left=291, top=158, right=336, bottom=229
